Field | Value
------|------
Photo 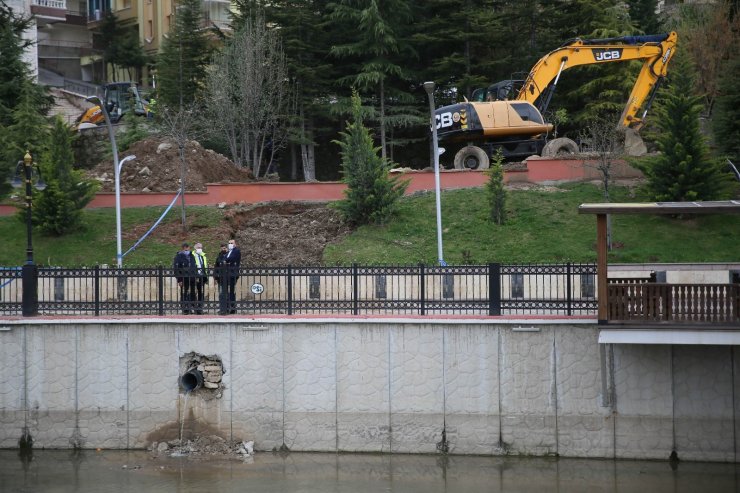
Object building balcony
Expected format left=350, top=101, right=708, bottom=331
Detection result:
left=31, top=0, right=67, bottom=23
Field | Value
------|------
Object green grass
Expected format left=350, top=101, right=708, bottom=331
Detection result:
left=323, top=182, right=740, bottom=265
left=0, top=206, right=225, bottom=266
left=1, top=182, right=737, bottom=266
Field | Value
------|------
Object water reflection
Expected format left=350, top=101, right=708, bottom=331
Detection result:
left=1, top=450, right=738, bottom=493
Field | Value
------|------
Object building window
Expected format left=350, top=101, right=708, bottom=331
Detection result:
left=580, top=274, right=596, bottom=298
left=375, top=275, right=387, bottom=299
left=147, top=20, right=152, bottom=38
left=511, top=273, right=524, bottom=299
left=309, top=275, right=321, bottom=299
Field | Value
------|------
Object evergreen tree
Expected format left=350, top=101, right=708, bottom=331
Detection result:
left=0, top=4, right=47, bottom=196
left=485, top=148, right=506, bottom=225
left=156, top=0, right=210, bottom=108
left=31, top=117, right=98, bottom=235
left=627, top=0, right=661, bottom=34
left=634, top=54, right=732, bottom=201
left=262, top=0, right=337, bottom=181
left=330, top=0, right=416, bottom=160
left=712, top=50, right=740, bottom=163
left=0, top=81, right=50, bottom=196
left=334, top=92, right=408, bottom=225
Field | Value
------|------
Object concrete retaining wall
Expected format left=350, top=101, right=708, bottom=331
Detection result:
left=0, top=319, right=737, bottom=461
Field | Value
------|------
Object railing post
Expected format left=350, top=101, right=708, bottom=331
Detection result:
left=489, top=263, right=501, bottom=316
left=287, top=265, right=293, bottom=315
left=419, top=264, right=426, bottom=315
left=157, top=266, right=164, bottom=316
left=352, top=263, right=359, bottom=316
left=566, top=262, right=572, bottom=316
left=94, top=265, right=100, bottom=316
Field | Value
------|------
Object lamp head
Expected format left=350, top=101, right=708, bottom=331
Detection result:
left=423, top=81, right=435, bottom=95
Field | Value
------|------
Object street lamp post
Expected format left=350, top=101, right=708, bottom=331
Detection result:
left=85, top=96, right=135, bottom=267
left=11, top=151, right=46, bottom=316
left=423, top=81, right=446, bottom=266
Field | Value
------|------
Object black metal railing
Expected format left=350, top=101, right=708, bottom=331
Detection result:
left=0, top=263, right=598, bottom=317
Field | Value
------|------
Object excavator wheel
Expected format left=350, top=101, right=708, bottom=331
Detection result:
left=454, top=145, right=490, bottom=170
left=541, top=138, right=579, bottom=157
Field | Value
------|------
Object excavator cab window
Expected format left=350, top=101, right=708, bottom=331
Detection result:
left=471, top=88, right=487, bottom=102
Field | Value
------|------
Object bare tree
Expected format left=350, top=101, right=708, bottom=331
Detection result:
left=156, top=103, right=202, bottom=232
left=581, top=115, right=625, bottom=250
left=204, top=16, right=291, bottom=178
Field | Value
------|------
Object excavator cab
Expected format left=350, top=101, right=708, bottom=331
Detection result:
left=471, top=80, right=525, bottom=102
left=77, top=82, right=148, bottom=129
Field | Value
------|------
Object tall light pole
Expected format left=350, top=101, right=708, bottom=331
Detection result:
left=423, top=81, right=446, bottom=266
left=86, top=95, right=135, bottom=268
left=11, top=151, right=46, bottom=316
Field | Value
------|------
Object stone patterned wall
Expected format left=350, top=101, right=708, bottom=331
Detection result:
left=0, top=321, right=737, bottom=462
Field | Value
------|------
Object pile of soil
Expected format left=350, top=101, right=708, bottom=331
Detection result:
left=226, top=202, right=352, bottom=266
left=89, top=138, right=254, bottom=192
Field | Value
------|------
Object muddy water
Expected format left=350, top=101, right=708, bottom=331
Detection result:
left=1, top=450, right=738, bottom=493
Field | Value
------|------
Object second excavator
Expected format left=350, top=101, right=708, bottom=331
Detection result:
left=434, top=32, right=678, bottom=169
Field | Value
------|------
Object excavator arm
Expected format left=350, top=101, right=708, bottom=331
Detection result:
left=517, top=32, right=678, bottom=129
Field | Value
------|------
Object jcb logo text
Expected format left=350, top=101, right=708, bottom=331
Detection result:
left=436, top=112, right=454, bottom=129
left=593, top=49, right=622, bottom=61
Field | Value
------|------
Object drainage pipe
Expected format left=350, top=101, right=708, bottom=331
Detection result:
left=180, top=369, right=204, bottom=392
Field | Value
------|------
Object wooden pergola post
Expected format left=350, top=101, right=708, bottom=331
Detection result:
left=596, top=213, right=608, bottom=323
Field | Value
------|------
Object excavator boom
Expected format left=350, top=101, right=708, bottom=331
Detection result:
left=518, top=32, right=677, bottom=129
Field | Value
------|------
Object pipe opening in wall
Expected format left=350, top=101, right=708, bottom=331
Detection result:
left=180, top=369, right=204, bottom=392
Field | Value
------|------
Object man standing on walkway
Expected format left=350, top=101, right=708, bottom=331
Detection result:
left=192, top=242, right=209, bottom=314
left=213, top=243, right=229, bottom=315
left=173, top=242, right=196, bottom=314
left=225, top=239, right=241, bottom=314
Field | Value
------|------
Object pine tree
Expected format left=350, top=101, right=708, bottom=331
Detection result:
left=31, top=117, right=98, bottom=235
left=634, top=54, right=733, bottom=201
left=0, top=5, right=47, bottom=196
left=712, top=50, right=740, bottom=163
left=334, top=92, right=408, bottom=225
left=156, top=0, right=210, bottom=108
left=330, top=0, right=415, bottom=160
left=485, top=149, right=506, bottom=225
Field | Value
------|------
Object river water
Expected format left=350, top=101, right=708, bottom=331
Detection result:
left=2, top=450, right=738, bottom=493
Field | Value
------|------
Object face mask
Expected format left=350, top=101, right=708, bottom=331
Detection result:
left=228, top=244, right=234, bottom=250
left=196, top=248, right=203, bottom=255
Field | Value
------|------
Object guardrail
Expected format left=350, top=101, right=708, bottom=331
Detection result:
left=607, top=283, right=740, bottom=324
left=0, top=263, right=597, bottom=317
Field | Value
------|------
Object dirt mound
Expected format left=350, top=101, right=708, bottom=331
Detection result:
left=89, top=138, right=253, bottom=192
left=226, top=202, right=352, bottom=266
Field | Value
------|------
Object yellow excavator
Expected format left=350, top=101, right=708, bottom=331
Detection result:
left=77, top=82, right=150, bottom=129
left=434, top=32, right=678, bottom=168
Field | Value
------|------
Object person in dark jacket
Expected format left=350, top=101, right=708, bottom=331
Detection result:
left=225, top=238, right=241, bottom=314
left=173, top=242, right=196, bottom=314
left=213, top=243, right=229, bottom=315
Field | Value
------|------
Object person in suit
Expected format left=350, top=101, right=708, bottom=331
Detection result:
left=173, top=242, right=196, bottom=314
left=225, top=238, right=241, bottom=314
left=213, top=243, right=229, bottom=315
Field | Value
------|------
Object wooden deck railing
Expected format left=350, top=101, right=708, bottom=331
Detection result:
left=607, top=283, right=740, bottom=324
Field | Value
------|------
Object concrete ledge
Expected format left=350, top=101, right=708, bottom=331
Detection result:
left=0, top=315, right=597, bottom=326
left=599, top=329, right=740, bottom=345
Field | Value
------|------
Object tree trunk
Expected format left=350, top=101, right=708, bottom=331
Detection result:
left=179, top=143, right=186, bottom=232
left=380, top=79, right=387, bottom=161
left=290, top=143, right=298, bottom=181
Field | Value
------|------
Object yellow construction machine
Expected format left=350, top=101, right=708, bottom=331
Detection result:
left=434, top=32, right=678, bottom=168
left=77, top=82, right=150, bottom=129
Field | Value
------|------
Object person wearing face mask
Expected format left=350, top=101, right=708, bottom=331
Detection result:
left=173, top=242, right=196, bottom=314
left=224, top=239, right=241, bottom=314
left=192, top=242, right=209, bottom=314
left=213, top=243, right=229, bottom=315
